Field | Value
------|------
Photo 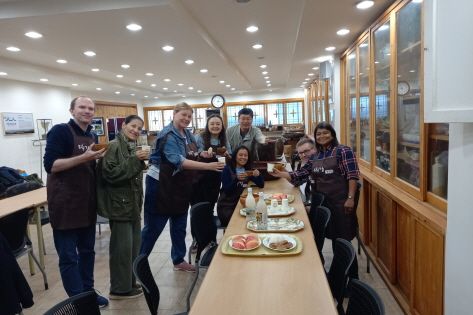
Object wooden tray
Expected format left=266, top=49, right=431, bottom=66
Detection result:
left=246, top=217, right=304, bottom=233
left=221, top=234, right=303, bottom=257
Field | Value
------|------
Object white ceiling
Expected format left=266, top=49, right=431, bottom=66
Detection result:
left=0, top=0, right=395, bottom=103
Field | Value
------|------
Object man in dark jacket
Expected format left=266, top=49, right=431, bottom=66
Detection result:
left=43, top=96, right=108, bottom=307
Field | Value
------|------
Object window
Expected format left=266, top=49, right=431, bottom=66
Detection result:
left=267, top=103, right=284, bottom=125
left=226, top=105, right=243, bottom=127
left=285, top=102, right=303, bottom=124
left=246, top=104, right=265, bottom=127
left=147, top=110, right=164, bottom=131
left=193, top=108, right=206, bottom=129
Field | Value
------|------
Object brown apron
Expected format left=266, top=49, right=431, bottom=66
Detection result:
left=155, top=133, right=198, bottom=216
left=216, top=169, right=247, bottom=227
left=47, top=124, right=96, bottom=230
left=191, top=143, right=223, bottom=206
left=310, top=147, right=357, bottom=240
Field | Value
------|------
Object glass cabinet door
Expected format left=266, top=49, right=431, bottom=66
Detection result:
left=428, top=123, right=449, bottom=199
left=374, top=21, right=391, bottom=172
left=395, top=1, right=422, bottom=187
left=359, top=39, right=370, bottom=162
left=347, top=51, right=357, bottom=152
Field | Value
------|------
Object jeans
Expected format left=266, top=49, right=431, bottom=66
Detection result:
left=52, top=225, right=96, bottom=297
left=140, top=175, right=189, bottom=265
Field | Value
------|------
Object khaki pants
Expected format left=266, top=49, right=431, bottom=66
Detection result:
left=109, top=219, right=141, bottom=293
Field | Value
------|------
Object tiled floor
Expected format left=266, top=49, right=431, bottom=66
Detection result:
left=19, top=219, right=404, bottom=314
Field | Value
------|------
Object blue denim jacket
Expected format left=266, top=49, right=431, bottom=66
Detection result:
left=149, top=123, right=201, bottom=175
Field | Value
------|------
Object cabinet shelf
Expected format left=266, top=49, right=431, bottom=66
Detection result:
left=399, top=141, right=420, bottom=148
left=429, top=134, right=449, bottom=141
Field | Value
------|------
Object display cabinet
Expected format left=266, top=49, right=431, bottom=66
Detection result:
left=307, top=79, right=330, bottom=133
left=341, top=1, right=448, bottom=314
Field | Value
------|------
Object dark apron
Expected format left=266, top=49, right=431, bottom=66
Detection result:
left=310, top=147, right=357, bottom=240
left=191, top=144, right=223, bottom=206
left=155, top=134, right=198, bottom=216
left=216, top=170, right=247, bottom=227
left=47, top=124, right=96, bottom=230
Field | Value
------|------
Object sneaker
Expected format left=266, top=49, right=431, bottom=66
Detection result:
left=109, top=288, right=143, bottom=300
left=96, top=294, right=109, bottom=308
left=173, top=261, right=196, bottom=273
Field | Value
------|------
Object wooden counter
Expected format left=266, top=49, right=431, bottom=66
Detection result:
left=189, top=179, right=337, bottom=315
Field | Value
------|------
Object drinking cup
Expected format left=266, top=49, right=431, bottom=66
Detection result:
left=281, top=198, right=289, bottom=210
left=218, top=156, right=226, bottom=164
left=271, top=199, right=279, bottom=210
left=267, top=163, right=275, bottom=172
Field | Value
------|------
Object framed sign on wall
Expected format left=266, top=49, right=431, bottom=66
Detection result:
left=91, top=117, right=105, bottom=136
left=1, top=112, right=35, bottom=135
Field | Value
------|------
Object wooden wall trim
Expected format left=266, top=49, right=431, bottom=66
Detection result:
left=94, top=100, right=137, bottom=108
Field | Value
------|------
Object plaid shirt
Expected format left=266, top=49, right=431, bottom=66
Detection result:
left=290, top=144, right=360, bottom=186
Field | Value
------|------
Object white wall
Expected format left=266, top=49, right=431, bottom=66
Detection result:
left=444, top=122, right=473, bottom=315
left=0, top=79, right=72, bottom=179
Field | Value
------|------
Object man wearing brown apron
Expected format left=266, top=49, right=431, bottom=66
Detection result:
left=44, top=96, right=108, bottom=307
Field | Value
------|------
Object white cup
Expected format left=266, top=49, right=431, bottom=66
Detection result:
left=271, top=199, right=279, bottom=210
left=267, top=163, right=275, bottom=172
left=281, top=198, right=289, bottom=210
left=140, top=145, right=151, bottom=153
left=218, top=156, right=226, bottom=164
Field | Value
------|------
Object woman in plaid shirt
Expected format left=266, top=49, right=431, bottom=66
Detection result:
left=273, top=122, right=360, bottom=278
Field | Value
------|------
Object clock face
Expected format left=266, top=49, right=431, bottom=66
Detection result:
left=211, top=94, right=225, bottom=108
left=397, top=81, right=410, bottom=96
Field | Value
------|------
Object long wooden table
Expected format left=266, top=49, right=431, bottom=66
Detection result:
left=189, top=179, right=337, bottom=315
left=0, top=187, right=48, bottom=271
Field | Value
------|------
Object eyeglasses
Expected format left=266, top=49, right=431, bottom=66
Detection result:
left=297, top=148, right=313, bottom=156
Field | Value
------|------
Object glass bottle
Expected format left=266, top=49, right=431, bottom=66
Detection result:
left=245, top=188, right=256, bottom=223
left=256, top=192, right=267, bottom=229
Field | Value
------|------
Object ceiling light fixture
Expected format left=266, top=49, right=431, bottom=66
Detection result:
left=314, top=55, right=333, bottom=63
left=115, top=91, right=121, bottom=95
left=246, top=25, right=259, bottom=33
left=177, top=83, right=184, bottom=86
left=264, top=76, right=269, bottom=79
left=126, top=23, right=142, bottom=31
left=162, top=45, right=174, bottom=52
left=151, top=83, right=157, bottom=87
left=136, top=80, right=142, bottom=83
left=312, top=66, right=319, bottom=70
left=96, top=87, right=102, bottom=91
left=0, top=72, right=8, bottom=76
left=188, top=87, right=194, bottom=90
left=6, top=46, right=20, bottom=52
left=116, top=74, right=124, bottom=78
left=262, top=71, right=268, bottom=75
left=163, top=87, right=168, bottom=90
left=219, top=80, right=225, bottom=84
left=154, top=96, right=159, bottom=99
left=266, top=80, right=271, bottom=83
left=40, top=78, right=48, bottom=82
left=200, top=69, right=208, bottom=73
left=197, top=90, right=202, bottom=93
left=356, top=1, right=374, bottom=10
left=173, top=90, right=177, bottom=93
left=25, top=31, right=42, bottom=39
left=83, top=51, right=96, bottom=57
left=252, top=44, right=263, bottom=49
left=146, top=73, right=154, bottom=76
left=231, top=87, right=236, bottom=91
left=185, top=59, right=194, bottom=64
left=267, top=84, right=271, bottom=87
left=325, top=46, right=336, bottom=52
left=130, top=93, right=135, bottom=96
left=144, top=95, right=149, bottom=98
left=336, top=28, right=350, bottom=36
left=260, top=64, right=267, bottom=69
left=91, top=68, right=100, bottom=72
left=71, top=83, right=78, bottom=86
left=164, top=78, right=171, bottom=82
left=121, top=64, right=130, bottom=69
left=225, top=84, right=231, bottom=87
left=308, top=73, right=314, bottom=76
left=56, top=59, right=67, bottom=64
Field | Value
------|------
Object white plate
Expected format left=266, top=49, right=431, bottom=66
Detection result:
left=262, top=234, right=297, bottom=252
left=229, top=234, right=261, bottom=251
left=240, top=206, right=295, bottom=217
left=246, top=218, right=304, bottom=232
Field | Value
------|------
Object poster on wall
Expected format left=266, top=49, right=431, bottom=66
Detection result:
left=1, top=112, right=35, bottom=135
left=91, top=117, right=105, bottom=136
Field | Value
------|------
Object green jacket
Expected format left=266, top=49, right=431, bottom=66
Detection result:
left=96, top=133, right=146, bottom=221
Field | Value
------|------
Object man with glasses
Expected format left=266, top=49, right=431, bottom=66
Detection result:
left=295, top=137, right=316, bottom=170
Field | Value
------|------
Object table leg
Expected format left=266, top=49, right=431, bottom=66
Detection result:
left=26, top=225, right=36, bottom=275
left=35, top=206, right=45, bottom=268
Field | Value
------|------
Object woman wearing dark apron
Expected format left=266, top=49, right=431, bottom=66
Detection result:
left=273, top=122, right=360, bottom=279
left=216, top=145, right=264, bottom=227
left=140, top=103, right=224, bottom=272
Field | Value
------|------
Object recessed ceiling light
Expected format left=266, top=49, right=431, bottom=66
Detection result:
left=83, top=51, right=96, bottom=57
left=181, top=95, right=186, bottom=98
left=173, top=90, right=177, bottom=93
left=225, top=84, right=231, bottom=87
left=115, top=91, right=121, bottom=95
left=305, top=78, right=311, bottom=80
left=25, top=31, right=42, bottom=39
left=379, top=24, right=389, bottom=31
left=267, top=84, right=271, bottom=87
left=151, top=83, right=157, bottom=87
left=266, top=80, right=271, bottom=83
left=144, top=95, right=149, bottom=98
left=260, top=64, right=267, bottom=69
left=146, top=73, right=154, bottom=76
left=185, top=59, right=194, bottom=65
left=116, top=74, right=124, bottom=78
left=91, top=68, right=100, bottom=72
left=325, top=46, right=336, bottom=52
left=312, top=66, right=319, bottom=70
left=197, top=90, right=202, bottom=93
left=264, top=76, right=270, bottom=79
left=219, top=80, right=225, bottom=84
left=6, top=46, right=20, bottom=52
left=121, top=64, right=130, bottom=69
left=374, top=61, right=380, bottom=64
left=40, top=78, right=48, bottom=82
left=308, top=73, right=314, bottom=76
left=200, top=69, right=208, bottom=73
left=126, top=23, right=142, bottom=31
left=96, top=87, right=102, bottom=91
left=336, top=29, right=350, bottom=36
left=246, top=25, right=259, bottom=33
left=56, top=59, right=67, bottom=64
left=154, top=96, right=159, bottom=99
left=231, top=87, right=236, bottom=91
left=177, top=83, right=184, bottom=86
left=252, top=44, right=263, bottom=50
left=314, top=55, right=333, bottom=63
left=188, top=87, right=194, bottom=90
left=136, top=80, right=142, bottom=83
left=409, top=69, right=416, bottom=73
left=71, top=83, right=78, bottom=86
left=0, top=72, right=7, bottom=76
left=163, top=87, right=168, bottom=90
left=130, top=93, right=135, bottom=96
left=262, top=71, right=268, bottom=75
left=356, top=1, right=374, bottom=9
left=162, top=45, right=174, bottom=52
left=164, top=78, right=171, bottom=82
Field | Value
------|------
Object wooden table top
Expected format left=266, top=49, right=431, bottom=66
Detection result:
left=189, top=179, right=337, bottom=315
left=0, top=187, right=47, bottom=218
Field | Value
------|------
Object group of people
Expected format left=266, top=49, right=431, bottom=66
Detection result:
left=44, top=96, right=360, bottom=307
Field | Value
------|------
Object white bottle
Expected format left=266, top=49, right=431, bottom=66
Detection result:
left=431, top=156, right=446, bottom=196
left=256, top=192, right=267, bottom=229
left=245, top=188, right=256, bottom=222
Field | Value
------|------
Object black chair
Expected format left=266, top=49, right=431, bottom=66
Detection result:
left=0, top=207, right=48, bottom=290
left=327, top=238, right=355, bottom=314
left=96, top=214, right=109, bottom=236
left=345, top=279, right=385, bottom=315
left=178, top=202, right=218, bottom=315
left=133, top=254, right=160, bottom=315
left=353, top=182, right=370, bottom=273
left=43, top=291, right=100, bottom=315
left=308, top=205, right=331, bottom=264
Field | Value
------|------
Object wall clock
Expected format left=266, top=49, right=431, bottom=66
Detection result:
left=211, top=94, right=225, bottom=108
left=397, top=81, right=410, bottom=96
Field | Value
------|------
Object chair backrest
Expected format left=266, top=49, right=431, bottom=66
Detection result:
left=190, top=202, right=217, bottom=260
left=133, top=254, right=159, bottom=315
left=0, top=207, right=30, bottom=253
left=346, top=279, right=385, bottom=315
left=311, top=191, right=325, bottom=208
left=327, top=238, right=356, bottom=306
left=309, top=205, right=331, bottom=255
left=43, top=291, right=100, bottom=315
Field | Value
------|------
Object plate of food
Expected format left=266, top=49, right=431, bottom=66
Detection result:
left=263, top=193, right=295, bottom=204
left=247, top=217, right=304, bottom=232
left=262, top=234, right=297, bottom=252
left=229, top=234, right=261, bottom=251
left=240, top=206, right=295, bottom=217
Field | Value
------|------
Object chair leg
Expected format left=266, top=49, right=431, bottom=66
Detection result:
left=28, top=250, right=48, bottom=290
left=356, top=233, right=371, bottom=274
left=185, top=260, right=201, bottom=313
left=98, top=223, right=101, bottom=235
left=42, top=231, right=46, bottom=255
